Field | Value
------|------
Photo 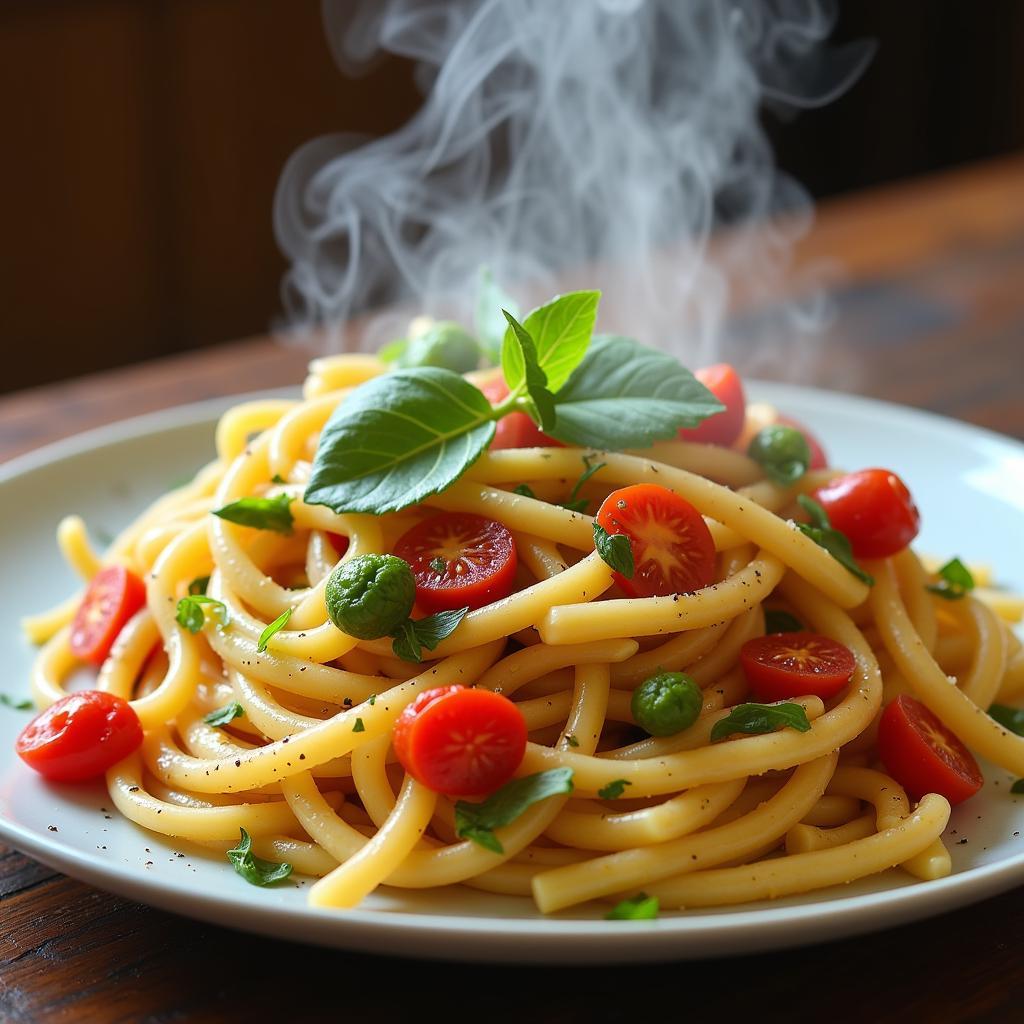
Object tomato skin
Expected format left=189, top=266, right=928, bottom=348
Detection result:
left=678, top=364, right=746, bottom=448
left=776, top=414, right=828, bottom=469
left=394, top=512, right=518, bottom=614
left=877, top=694, right=983, bottom=805
left=325, top=532, right=350, bottom=557
left=479, top=378, right=562, bottom=450
left=69, top=567, right=148, bottom=666
left=740, top=633, right=855, bottom=702
left=595, top=484, right=716, bottom=598
left=813, top=468, right=921, bottom=559
left=392, top=685, right=527, bottom=796
left=16, top=690, right=144, bottom=782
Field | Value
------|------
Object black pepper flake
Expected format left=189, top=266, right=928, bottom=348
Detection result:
left=47, top=825, right=58, bottom=832
left=299, top=753, right=306, bottom=760
left=957, top=838, right=968, bottom=845
left=234, top=759, right=241, bottom=767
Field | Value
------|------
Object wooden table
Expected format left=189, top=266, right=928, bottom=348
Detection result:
left=2, top=157, right=1024, bottom=1022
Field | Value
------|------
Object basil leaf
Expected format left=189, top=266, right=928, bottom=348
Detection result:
left=454, top=768, right=575, bottom=853
left=226, top=827, right=292, bottom=887
left=378, top=338, right=408, bottom=364
left=429, top=557, right=447, bottom=575
left=257, top=608, right=292, bottom=654
left=990, top=704, right=1024, bottom=736
left=0, top=694, right=34, bottom=712
left=598, top=779, right=631, bottom=800
left=304, top=368, right=496, bottom=515
left=547, top=335, right=724, bottom=449
left=795, top=495, right=874, bottom=586
left=764, top=609, right=804, bottom=634
left=204, top=702, right=245, bottom=727
left=188, top=575, right=211, bottom=596
left=593, top=523, right=634, bottom=578
left=605, top=893, right=659, bottom=920
left=391, top=607, right=469, bottom=663
left=475, top=266, right=517, bottom=364
left=353, top=717, right=366, bottom=733
left=1011, top=779, right=1024, bottom=795
left=562, top=455, right=606, bottom=513
left=513, top=483, right=536, bottom=498
left=926, top=557, right=975, bottom=600
left=710, top=702, right=812, bottom=742
left=514, top=290, right=599, bottom=392
left=176, top=595, right=229, bottom=633
left=501, top=310, right=556, bottom=431
left=213, top=494, right=294, bottom=535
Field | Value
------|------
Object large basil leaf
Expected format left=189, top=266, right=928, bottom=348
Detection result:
left=514, top=290, right=600, bottom=392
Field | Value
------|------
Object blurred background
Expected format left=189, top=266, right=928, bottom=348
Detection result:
left=2, top=0, right=1023, bottom=395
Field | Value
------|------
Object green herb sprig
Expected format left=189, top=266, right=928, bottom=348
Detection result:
left=926, top=557, right=975, bottom=600
left=796, top=495, right=874, bottom=586
left=710, top=702, right=812, bottom=742
left=176, top=595, right=229, bottom=634
left=213, top=494, right=294, bottom=535
left=204, top=702, right=245, bottom=727
left=593, top=523, right=634, bottom=578
left=257, top=608, right=293, bottom=653
left=605, top=894, right=659, bottom=920
left=226, top=827, right=292, bottom=887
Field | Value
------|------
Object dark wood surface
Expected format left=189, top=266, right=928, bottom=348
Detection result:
left=2, top=158, right=1024, bottom=1022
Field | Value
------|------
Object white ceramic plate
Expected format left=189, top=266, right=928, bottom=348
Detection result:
left=1, top=384, right=1023, bottom=964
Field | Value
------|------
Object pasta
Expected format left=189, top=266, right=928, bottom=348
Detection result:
left=18, top=330, right=1024, bottom=919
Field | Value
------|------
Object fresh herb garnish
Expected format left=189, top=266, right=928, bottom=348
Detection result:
left=213, top=494, right=294, bottom=535
left=353, top=717, right=366, bottom=733
left=454, top=768, right=575, bottom=853
left=561, top=455, right=606, bottom=513
left=796, top=495, right=874, bottom=586
left=513, top=483, right=537, bottom=499
left=188, top=575, right=211, bottom=596
left=605, top=893, right=659, bottom=920
left=204, top=702, right=245, bottom=727
left=368, top=694, right=377, bottom=705
left=566, top=734, right=580, bottom=747
left=176, top=595, right=229, bottom=633
left=226, top=827, right=292, bottom=887
left=501, top=309, right=557, bottom=431
left=270, top=473, right=287, bottom=485
left=926, top=557, right=975, bottom=600
left=0, top=694, right=34, bottom=711
left=764, top=609, right=804, bottom=634
left=710, top=702, right=812, bottom=742
left=256, top=608, right=292, bottom=653
left=990, top=704, right=1024, bottom=736
left=598, top=779, right=632, bottom=800
left=391, top=607, right=470, bottom=663
left=593, top=523, right=634, bottom=578
left=429, top=556, right=447, bottom=575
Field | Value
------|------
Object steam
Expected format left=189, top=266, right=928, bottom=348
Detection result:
left=274, top=0, right=871, bottom=371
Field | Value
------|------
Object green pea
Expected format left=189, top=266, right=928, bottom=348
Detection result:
left=325, top=554, right=416, bottom=640
left=747, top=424, right=811, bottom=486
left=397, top=322, right=481, bottom=373
left=631, top=672, right=703, bottom=737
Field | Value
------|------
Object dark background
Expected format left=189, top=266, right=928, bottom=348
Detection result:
left=3, top=0, right=1022, bottom=395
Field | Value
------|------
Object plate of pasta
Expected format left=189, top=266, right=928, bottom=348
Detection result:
left=2, top=290, right=1023, bottom=963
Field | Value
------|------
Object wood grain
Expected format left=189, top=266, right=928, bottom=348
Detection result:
left=2, top=159, right=1024, bottom=1022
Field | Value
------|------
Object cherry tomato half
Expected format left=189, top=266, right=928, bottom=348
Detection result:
left=813, top=468, right=921, bottom=559
left=678, top=364, right=746, bottom=448
left=394, top=512, right=518, bottom=614
left=595, top=484, right=716, bottom=598
left=480, top=377, right=562, bottom=450
left=877, top=694, right=983, bottom=805
left=325, top=532, right=350, bottom=557
left=16, top=690, right=144, bottom=782
left=69, top=566, right=148, bottom=666
left=740, top=632, right=855, bottom=703
left=392, top=685, right=527, bottom=796
left=776, top=414, right=828, bottom=469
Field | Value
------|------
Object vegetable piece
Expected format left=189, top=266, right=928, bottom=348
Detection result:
left=394, top=513, right=518, bottom=614
left=325, top=532, right=350, bottom=557
left=795, top=495, right=875, bottom=586
left=812, top=468, right=921, bottom=559
left=188, top=575, right=211, bottom=595
left=392, top=685, right=528, bottom=797
left=592, top=523, right=634, bottom=578
left=480, top=377, right=562, bottom=450
left=226, top=827, right=293, bottom=887
left=69, top=566, right=148, bottom=666
left=204, top=702, right=245, bottom=727
left=212, top=494, right=294, bottom=535
left=989, top=704, right=1024, bottom=735
left=595, top=484, right=716, bottom=598
left=739, top=633, right=856, bottom=703
left=598, top=779, right=632, bottom=800
left=392, top=321, right=482, bottom=373
left=631, top=672, right=703, bottom=737
left=710, top=702, right=811, bottom=742
left=257, top=608, right=292, bottom=654
left=390, top=607, right=469, bottom=663
left=605, top=894, right=659, bottom=920
left=877, top=694, right=983, bottom=805
left=678, top=363, right=746, bottom=447
left=16, top=690, right=143, bottom=782
left=175, top=595, right=229, bottom=634
left=453, top=768, right=575, bottom=852
left=325, top=554, right=416, bottom=639
left=926, top=557, right=975, bottom=600
left=747, top=424, right=811, bottom=486
left=776, top=414, right=827, bottom=469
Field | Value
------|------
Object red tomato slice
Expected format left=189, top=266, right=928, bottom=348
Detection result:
left=325, top=532, right=350, bottom=557
left=678, top=363, right=746, bottom=448
left=394, top=512, right=518, bottom=613
left=877, top=694, right=983, bottom=805
left=392, top=685, right=527, bottom=796
left=740, top=632, right=855, bottom=702
left=69, top=567, right=148, bottom=666
left=16, top=690, right=144, bottom=782
left=813, top=468, right=921, bottom=559
left=595, top=484, right=716, bottom=598
left=479, top=377, right=562, bottom=450
left=776, top=414, right=828, bottom=469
